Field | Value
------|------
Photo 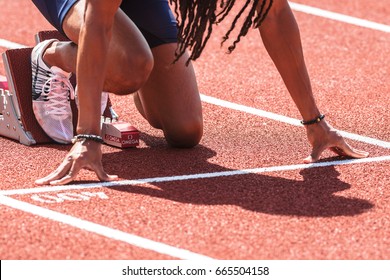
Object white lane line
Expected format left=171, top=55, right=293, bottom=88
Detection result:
left=289, top=2, right=390, bottom=33
left=200, top=94, right=390, bottom=149
left=2, top=155, right=390, bottom=196
left=0, top=195, right=214, bottom=260
left=0, top=39, right=26, bottom=49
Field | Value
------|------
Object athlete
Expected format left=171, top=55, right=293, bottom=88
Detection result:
left=32, top=0, right=367, bottom=186
left=32, top=0, right=203, bottom=185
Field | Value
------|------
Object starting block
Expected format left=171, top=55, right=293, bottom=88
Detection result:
left=1, top=48, right=50, bottom=144
left=0, top=30, right=139, bottom=147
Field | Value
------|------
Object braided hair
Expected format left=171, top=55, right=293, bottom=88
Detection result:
left=169, top=0, right=273, bottom=63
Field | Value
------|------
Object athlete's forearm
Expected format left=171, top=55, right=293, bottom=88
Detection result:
left=259, top=0, right=321, bottom=120
left=76, top=0, right=120, bottom=135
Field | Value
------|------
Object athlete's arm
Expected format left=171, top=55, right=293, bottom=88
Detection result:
left=258, top=0, right=368, bottom=162
left=35, top=0, right=120, bottom=185
left=76, top=0, right=121, bottom=135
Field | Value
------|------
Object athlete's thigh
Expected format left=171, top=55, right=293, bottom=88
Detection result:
left=31, top=0, right=77, bottom=34
left=63, top=0, right=153, bottom=93
left=120, top=0, right=177, bottom=48
left=122, top=0, right=202, bottom=144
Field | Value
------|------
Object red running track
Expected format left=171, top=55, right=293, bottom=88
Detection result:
left=0, top=0, right=389, bottom=260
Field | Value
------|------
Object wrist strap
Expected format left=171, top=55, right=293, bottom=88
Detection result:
left=72, top=134, right=104, bottom=144
left=301, top=114, right=325, bottom=125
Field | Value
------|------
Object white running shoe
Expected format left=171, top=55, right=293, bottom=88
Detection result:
left=31, top=39, right=75, bottom=144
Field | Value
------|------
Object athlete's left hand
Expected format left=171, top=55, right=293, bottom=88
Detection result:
left=303, top=120, right=369, bottom=163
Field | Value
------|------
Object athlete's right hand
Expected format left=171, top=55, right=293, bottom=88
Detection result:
left=35, top=140, right=118, bottom=186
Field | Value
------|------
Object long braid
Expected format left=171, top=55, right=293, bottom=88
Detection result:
left=221, top=0, right=256, bottom=50
left=170, top=0, right=273, bottom=63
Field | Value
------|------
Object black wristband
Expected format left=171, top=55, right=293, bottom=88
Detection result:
left=300, top=114, right=325, bottom=125
left=72, top=134, right=104, bottom=144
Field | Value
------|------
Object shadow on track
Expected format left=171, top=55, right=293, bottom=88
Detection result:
left=102, top=132, right=373, bottom=218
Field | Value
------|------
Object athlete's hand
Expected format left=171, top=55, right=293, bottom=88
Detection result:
left=303, top=120, right=369, bottom=163
left=35, top=140, right=118, bottom=185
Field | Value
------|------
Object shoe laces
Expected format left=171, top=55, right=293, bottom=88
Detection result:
left=41, top=74, right=74, bottom=115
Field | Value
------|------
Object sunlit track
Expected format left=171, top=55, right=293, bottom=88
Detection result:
left=1, top=155, right=389, bottom=196
left=200, top=95, right=390, bottom=149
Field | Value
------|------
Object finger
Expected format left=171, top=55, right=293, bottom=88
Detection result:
left=329, top=147, right=348, bottom=156
left=304, top=144, right=327, bottom=164
left=49, top=160, right=83, bottom=186
left=100, top=174, right=119, bottom=182
left=49, top=175, right=75, bottom=186
left=96, top=169, right=119, bottom=182
left=35, top=157, right=74, bottom=185
left=303, top=155, right=315, bottom=164
left=331, top=141, right=369, bottom=159
left=90, top=162, right=118, bottom=182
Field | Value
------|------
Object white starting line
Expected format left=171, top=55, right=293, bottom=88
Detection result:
left=1, top=155, right=390, bottom=197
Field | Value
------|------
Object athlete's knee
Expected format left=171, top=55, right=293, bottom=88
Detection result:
left=110, top=53, right=154, bottom=95
left=120, top=60, right=154, bottom=94
left=164, top=118, right=203, bottom=148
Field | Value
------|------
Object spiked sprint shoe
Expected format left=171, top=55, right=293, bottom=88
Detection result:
left=31, top=39, right=75, bottom=144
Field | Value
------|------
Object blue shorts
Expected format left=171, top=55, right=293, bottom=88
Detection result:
left=31, top=0, right=178, bottom=48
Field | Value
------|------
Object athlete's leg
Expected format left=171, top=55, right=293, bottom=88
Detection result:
left=36, top=0, right=203, bottom=147
left=41, top=0, right=154, bottom=95
left=135, top=45, right=203, bottom=148
left=123, top=0, right=203, bottom=148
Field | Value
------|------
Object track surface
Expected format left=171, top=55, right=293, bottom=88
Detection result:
left=0, top=1, right=389, bottom=260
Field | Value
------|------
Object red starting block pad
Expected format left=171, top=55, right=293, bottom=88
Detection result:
left=102, top=121, right=140, bottom=148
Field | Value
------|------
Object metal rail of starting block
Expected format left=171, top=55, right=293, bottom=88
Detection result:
left=0, top=88, right=36, bottom=145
